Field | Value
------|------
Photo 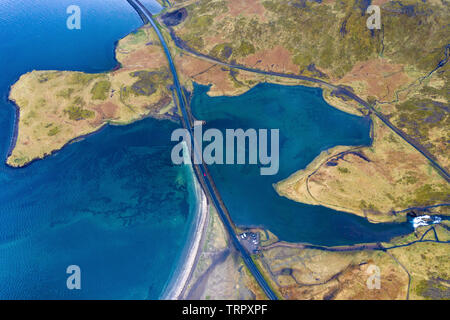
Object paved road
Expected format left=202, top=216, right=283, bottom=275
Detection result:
left=166, top=27, right=450, bottom=183
left=128, top=0, right=279, bottom=300
left=339, top=87, right=450, bottom=182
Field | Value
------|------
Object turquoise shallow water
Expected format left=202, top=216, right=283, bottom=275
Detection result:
left=192, top=83, right=413, bottom=245
left=0, top=0, right=197, bottom=299
left=0, top=117, right=197, bottom=299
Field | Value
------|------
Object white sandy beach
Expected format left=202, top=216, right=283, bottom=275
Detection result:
left=162, top=143, right=208, bottom=300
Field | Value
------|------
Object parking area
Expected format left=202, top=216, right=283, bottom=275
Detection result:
left=238, top=232, right=260, bottom=254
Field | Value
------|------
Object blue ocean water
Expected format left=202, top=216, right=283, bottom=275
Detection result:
left=0, top=0, right=197, bottom=299
left=192, top=83, right=413, bottom=245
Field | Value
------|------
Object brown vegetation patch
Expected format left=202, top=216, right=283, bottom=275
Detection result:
left=176, top=54, right=216, bottom=78
left=90, top=101, right=119, bottom=126
left=119, top=47, right=166, bottom=71
left=241, top=46, right=299, bottom=74
left=149, top=94, right=172, bottom=111
left=339, top=58, right=411, bottom=101
left=203, top=35, right=226, bottom=50
left=333, top=262, right=406, bottom=300
left=278, top=261, right=405, bottom=300
left=228, top=0, right=266, bottom=18
left=176, top=54, right=235, bottom=95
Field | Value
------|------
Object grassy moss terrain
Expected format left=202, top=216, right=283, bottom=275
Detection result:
left=162, top=0, right=449, bottom=220
left=255, top=225, right=449, bottom=300
left=173, top=0, right=447, bottom=77
left=276, top=117, right=449, bottom=222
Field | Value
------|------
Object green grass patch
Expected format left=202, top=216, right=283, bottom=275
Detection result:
left=236, top=41, right=255, bottom=57
left=47, top=126, right=61, bottom=136
left=409, top=184, right=450, bottom=206
left=129, top=70, right=169, bottom=96
left=190, top=15, right=213, bottom=30
left=57, top=88, right=75, bottom=99
left=129, top=29, right=147, bottom=45
left=64, top=106, right=95, bottom=121
left=338, top=167, right=350, bottom=174
left=68, top=73, right=103, bottom=86
left=209, top=43, right=233, bottom=60
left=91, top=80, right=111, bottom=100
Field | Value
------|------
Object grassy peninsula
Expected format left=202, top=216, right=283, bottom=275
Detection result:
left=8, top=26, right=173, bottom=167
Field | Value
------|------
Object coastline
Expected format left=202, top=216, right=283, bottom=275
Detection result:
left=5, top=88, right=20, bottom=162
left=4, top=29, right=125, bottom=168
left=5, top=17, right=133, bottom=164
left=5, top=23, right=177, bottom=169
left=162, top=157, right=209, bottom=300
